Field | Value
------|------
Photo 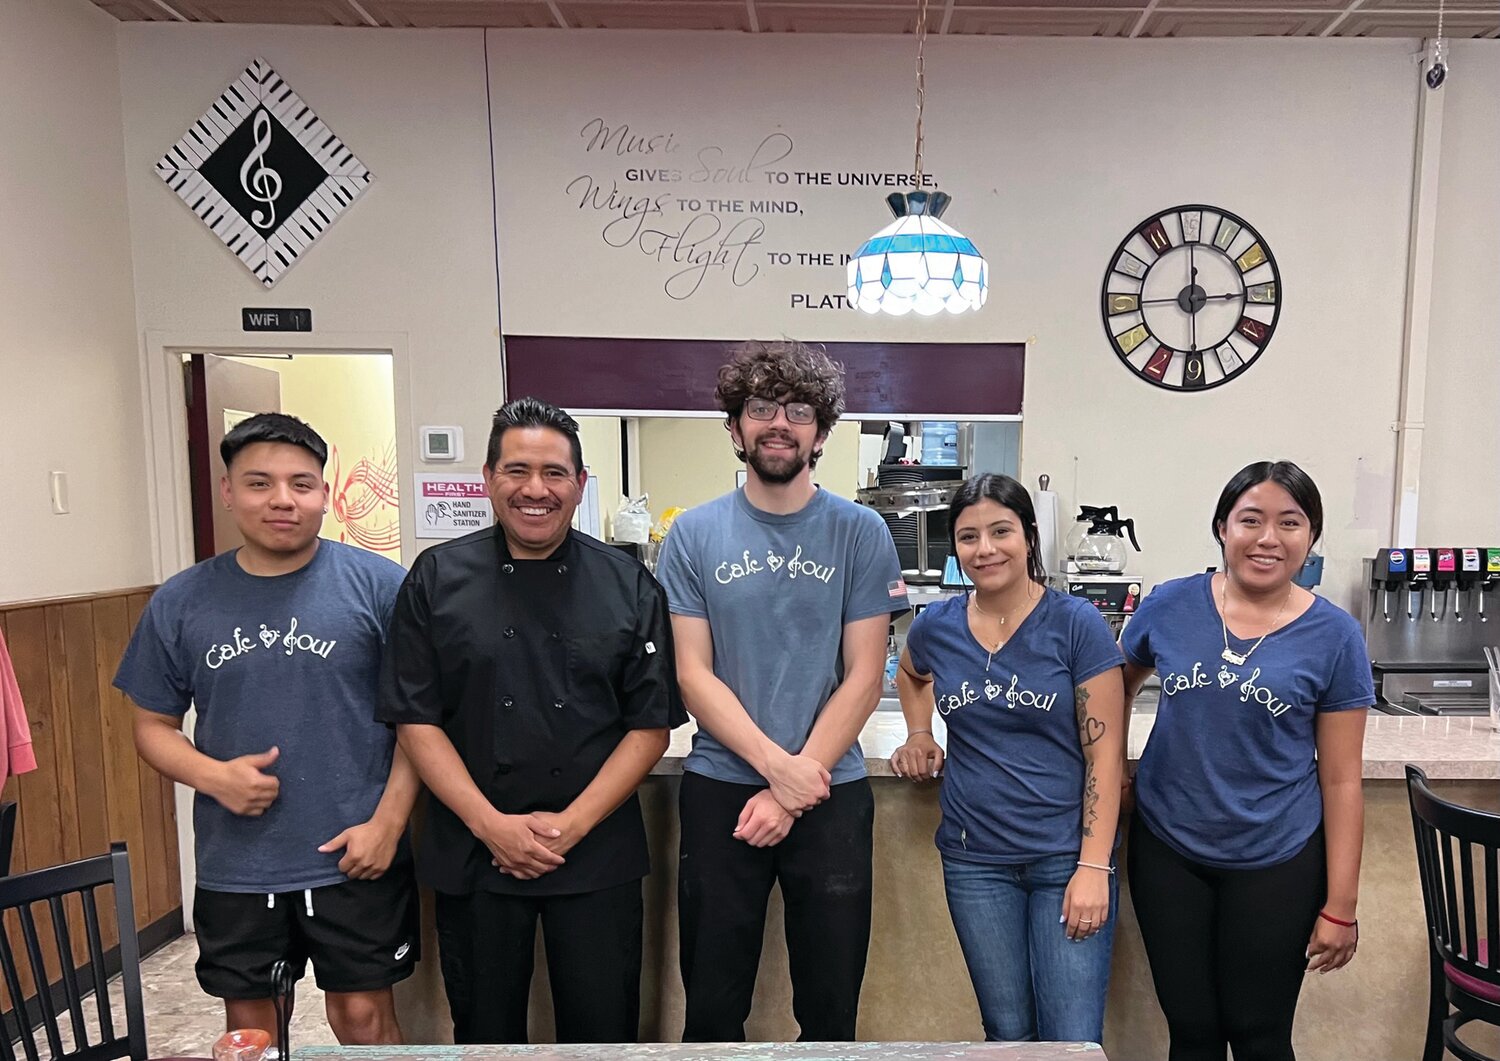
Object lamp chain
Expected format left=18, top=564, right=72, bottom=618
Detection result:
left=913, top=0, right=929, bottom=182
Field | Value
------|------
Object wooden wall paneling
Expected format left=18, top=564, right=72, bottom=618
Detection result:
left=159, top=772, right=182, bottom=913
left=125, top=592, right=170, bottom=925
left=0, top=586, right=180, bottom=1010
left=43, top=607, right=90, bottom=968
left=90, top=597, right=141, bottom=952
left=61, top=603, right=110, bottom=868
left=5, top=607, right=66, bottom=995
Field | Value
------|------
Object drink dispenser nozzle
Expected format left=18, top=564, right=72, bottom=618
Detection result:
left=1456, top=548, right=1482, bottom=622
left=1482, top=548, right=1500, bottom=622
left=1432, top=548, right=1456, bottom=621
left=1375, top=549, right=1408, bottom=623
left=1409, top=549, right=1432, bottom=621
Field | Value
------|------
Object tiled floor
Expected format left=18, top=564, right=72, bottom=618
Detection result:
left=141, top=934, right=338, bottom=1057
left=26, top=933, right=339, bottom=1059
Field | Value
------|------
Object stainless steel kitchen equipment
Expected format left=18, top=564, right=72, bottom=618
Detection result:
left=1363, top=547, right=1500, bottom=715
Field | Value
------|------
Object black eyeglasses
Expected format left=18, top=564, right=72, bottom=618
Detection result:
left=744, top=397, right=817, bottom=426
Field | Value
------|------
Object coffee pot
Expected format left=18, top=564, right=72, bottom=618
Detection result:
left=1075, top=513, right=1141, bottom=574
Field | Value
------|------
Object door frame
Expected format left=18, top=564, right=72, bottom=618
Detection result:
left=139, top=330, right=415, bottom=917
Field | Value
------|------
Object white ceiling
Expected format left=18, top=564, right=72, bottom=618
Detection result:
left=91, top=0, right=1500, bottom=41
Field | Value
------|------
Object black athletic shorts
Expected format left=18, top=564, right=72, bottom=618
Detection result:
left=193, top=863, right=420, bottom=999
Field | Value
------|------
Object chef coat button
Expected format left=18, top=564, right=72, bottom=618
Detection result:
left=502, top=696, right=514, bottom=708
left=550, top=632, right=561, bottom=641
left=553, top=698, right=565, bottom=709
left=504, top=627, right=516, bottom=638
left=550, top=767, right=562, bottom=777
left=502, top=563, right=514, bottom=574
left=557, top=564, right=568, bottom=574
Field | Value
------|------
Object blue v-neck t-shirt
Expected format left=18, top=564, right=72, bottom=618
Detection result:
left=1121, top=573, right=1374, bottom=870
left=906, top=589, right=1123, bottom=864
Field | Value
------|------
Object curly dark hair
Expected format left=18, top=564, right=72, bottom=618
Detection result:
left=714, top=339, right=846, bottom=437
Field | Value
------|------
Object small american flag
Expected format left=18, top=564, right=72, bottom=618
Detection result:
left=888, top=579, right=908, bottom=599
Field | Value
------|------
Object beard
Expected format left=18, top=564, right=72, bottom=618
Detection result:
left=747, top=437, right=810, bottom=484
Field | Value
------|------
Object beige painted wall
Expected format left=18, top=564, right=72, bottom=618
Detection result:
left=1420, top=41, right=1500, bottom=546
left=228, top=354, right=401, bottom=561
left=116, top=25, right=501, bottom=569
left=0, top=0, right=148, bottom=603
left=486, top=32, right=1460, bottom=615
left=637, top=416, right=862, bottom=519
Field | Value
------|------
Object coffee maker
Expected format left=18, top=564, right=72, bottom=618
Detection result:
left=1363, top=547, right=1500, bottom=714
left=1053, top=504, right=1146, bottom=638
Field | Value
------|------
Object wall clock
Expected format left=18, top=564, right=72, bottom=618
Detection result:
left=1100, top=205, right=1281, bottom=391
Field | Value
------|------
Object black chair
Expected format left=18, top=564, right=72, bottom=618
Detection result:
left=0, top=842, right=146, bottom=1061
left=1407, top=764, right=1500, bottom=1061
left=0, top=802, right=18, bottom=877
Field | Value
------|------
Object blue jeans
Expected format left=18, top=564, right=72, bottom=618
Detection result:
left=942, top=852, right=1117, bottom=1043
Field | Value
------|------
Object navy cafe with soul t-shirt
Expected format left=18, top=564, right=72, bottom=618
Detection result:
left=905, top=590, right=1124, bottom=862
left=1121, top=573, right=1376, bottom=870
left=112, top=542, right=408, bottom=894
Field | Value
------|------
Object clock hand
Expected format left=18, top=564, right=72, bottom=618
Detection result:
left=1138, top=292, right=1244, bottom=306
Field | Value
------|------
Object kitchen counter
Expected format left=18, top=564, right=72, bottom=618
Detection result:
left=652, top=700, right=1499, bottom=780
left=398, top=701, right=1497, bottom=1059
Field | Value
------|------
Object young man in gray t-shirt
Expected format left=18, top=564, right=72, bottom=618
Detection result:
left=655, top=340, right=906, bottom=1042
left=116, top=414, right=419, bottom=1047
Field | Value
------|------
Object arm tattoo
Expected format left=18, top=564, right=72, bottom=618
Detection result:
left=1075, top=685, right=1106, bottom=748
left=1082, top=759, right=1100, bottom=838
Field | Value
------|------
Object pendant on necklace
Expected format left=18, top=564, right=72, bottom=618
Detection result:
left=1217, top=665, right=1240, bottom=688
left=1221, top=648, right=1247, bottom=666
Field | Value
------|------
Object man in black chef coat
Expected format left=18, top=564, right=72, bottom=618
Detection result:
left=379, top=396, right=685, bottom=1044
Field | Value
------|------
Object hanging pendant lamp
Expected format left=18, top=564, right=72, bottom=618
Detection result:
left=847, top=0, right=988, bottom=316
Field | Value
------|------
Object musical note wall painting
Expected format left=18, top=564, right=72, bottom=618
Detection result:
left=155, top=58, right=373, bottom=287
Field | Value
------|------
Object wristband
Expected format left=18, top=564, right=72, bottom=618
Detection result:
left=907, top=729, right=932, bottom=738
left=1318, top=910, right=1357, bottom=928
left=1076, top=860, right=1115, bottom=875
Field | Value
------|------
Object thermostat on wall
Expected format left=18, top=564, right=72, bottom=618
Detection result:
left=421, top=426, right=464, bottom=462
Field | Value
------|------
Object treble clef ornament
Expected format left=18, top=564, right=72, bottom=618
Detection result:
left=239, top=108, right=283, bottom=231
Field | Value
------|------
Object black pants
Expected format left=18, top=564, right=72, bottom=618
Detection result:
left=677, top=772, right=874, bottom=1043
left=1128, top=816, right=1326, bottom=1061
left=433, top=880, right=643, bottom=1044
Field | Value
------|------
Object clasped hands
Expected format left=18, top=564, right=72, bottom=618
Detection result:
left=733, top=752, right=830, bottom=849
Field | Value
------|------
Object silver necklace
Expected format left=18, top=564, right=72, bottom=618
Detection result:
left=1219, top=576, right=1292, bottom=678
left=971, top=591, right=1030, bottom=673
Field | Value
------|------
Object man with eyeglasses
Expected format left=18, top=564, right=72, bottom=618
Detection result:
left=655, top=340, right=907, bottom=1042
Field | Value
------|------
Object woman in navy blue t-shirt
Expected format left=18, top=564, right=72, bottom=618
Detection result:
left=890, top=474, right=1125, bottom=1043
left=1122, top=461, right=1372, bottom=1061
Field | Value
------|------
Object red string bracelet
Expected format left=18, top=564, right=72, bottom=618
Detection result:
left=1318, top=910, right=1357, bottom=928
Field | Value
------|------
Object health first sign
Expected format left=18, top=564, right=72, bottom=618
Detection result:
left=414, top=474, right=491, bottom=540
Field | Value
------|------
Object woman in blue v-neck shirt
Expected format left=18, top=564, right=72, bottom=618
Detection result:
left=890, top=474, right=1126, bottom=1043
left=1122, top=461, right=1372, bottom=1061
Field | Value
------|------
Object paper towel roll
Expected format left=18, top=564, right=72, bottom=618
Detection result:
left=1032, top=477, right=1060, bottom=579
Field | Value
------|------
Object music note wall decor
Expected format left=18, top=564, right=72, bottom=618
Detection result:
left=156, top=58, right=373, bottom=288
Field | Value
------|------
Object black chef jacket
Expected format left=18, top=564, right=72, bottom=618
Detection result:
left=378, top=526, right=685, bottom=896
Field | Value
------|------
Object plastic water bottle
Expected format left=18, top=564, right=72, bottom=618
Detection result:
left=884, top=625, right=900, bottom=694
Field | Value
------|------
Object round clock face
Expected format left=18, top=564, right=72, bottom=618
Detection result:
left=1100, top=205, right=1282, bottom=391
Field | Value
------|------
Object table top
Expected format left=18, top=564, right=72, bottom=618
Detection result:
left=298, top=1044, right=1105, bottom=1060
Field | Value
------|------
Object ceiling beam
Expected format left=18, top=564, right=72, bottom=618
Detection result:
left=1319, top=0, right=1365, bottom=36
left=343, top=0, right=380, bottom=27
left=146, top=0, right=188, bottom=20
left=1128, top=0, right=1160, bottom=37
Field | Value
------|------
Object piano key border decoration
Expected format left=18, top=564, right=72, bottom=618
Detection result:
left=155, top=58, right=373, bottom=288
